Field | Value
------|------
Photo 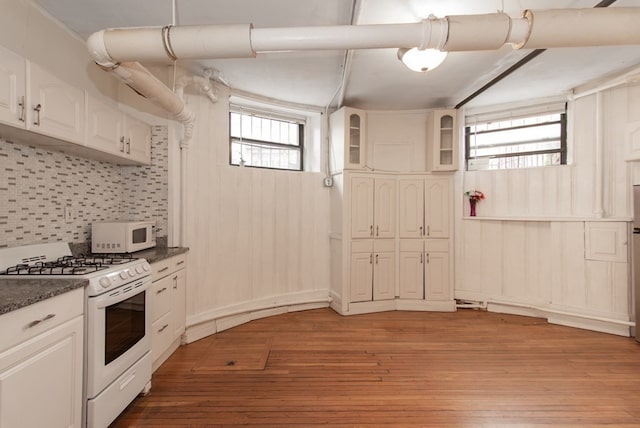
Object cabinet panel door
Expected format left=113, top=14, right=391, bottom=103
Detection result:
left=350, top=252, right=373, bottom=302
left=425, top=251, right=450, bottom=301
left=374, top=178, right=396, bottom=238
left=86, top=95, right=124, bottom=155
left=399, top=251, right=424, bottom=299
left=0, top=46, right=25, bottom=128
left=0, top=316, right=83, bottom=428
left=125, top=115, right=151, bottom=164
left=373, top=252, right=395, bottom=300
left=351, top=177, right=374, bottom=238
left=28, top=62, right=84, bottom=144
left=424, top=177, right=450, bottom=238
left=399, top=179, right=424, bottom=238
left=171, top=268, right=187, bottom=340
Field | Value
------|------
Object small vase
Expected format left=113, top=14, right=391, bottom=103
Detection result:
left=469, top=199, right=477, bottom=217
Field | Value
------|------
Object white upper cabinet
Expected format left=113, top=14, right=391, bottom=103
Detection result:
left=0, top=45, right=26, bottom=128
left=424, top=177, right=450, bottom=239
left=398, top=179, right=425, bottom=238
left=330, top=106, right=367, bottom=171
left=124, top=115, right=151, bottom=164
left=429, top=109, right=458, bottom=171
left=86, top=95, right=151, bottom=165
left=350, top=176, right=396, bottom=238
left=28, top=62, right=84, bottom=144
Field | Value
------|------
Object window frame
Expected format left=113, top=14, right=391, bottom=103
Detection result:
left=228, top=109, right=305, bottom=172
left=464, top=107, right=567, bottom=171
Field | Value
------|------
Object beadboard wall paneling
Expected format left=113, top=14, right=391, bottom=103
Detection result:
left=0, top=125, right=168, bottom=248
left=183, top=92, right=330, bottom=326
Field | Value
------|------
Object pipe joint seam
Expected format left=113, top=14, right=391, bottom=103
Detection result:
left=162, top=25, right=178, bottom=61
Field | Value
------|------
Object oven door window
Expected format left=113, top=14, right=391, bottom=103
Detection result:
left=105, top=290, right=146, bottom=364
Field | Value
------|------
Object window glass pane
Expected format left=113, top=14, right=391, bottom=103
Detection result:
left=466, top=111, right=565, bottom=171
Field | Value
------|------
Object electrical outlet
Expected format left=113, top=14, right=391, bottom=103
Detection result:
left=323, top=177, right=333, bottom=187
left=64, top=206, right=72, bottom=223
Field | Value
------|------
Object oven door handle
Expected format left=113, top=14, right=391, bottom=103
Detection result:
left=93, top=277, right=151, bottom=309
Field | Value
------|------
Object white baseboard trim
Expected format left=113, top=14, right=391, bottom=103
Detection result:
left=345, top=299, right=457, bottom=315
left=486, top=300, right=632, bottom=337
left=184, top=290, right=331, bottom=344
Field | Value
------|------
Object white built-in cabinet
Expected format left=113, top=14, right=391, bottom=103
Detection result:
left=330, top=106, right=367, bottom=170
left=0, top=45, right=26, bottom=128
left=0, top=289, right=84, bottom=428
left=28, top=62, right=85, bottom=144
left=0, top=43, right=150, bottom=165
left=332, top=171, right=455, bottom=315
left=150, top=254, right=187, bottom=372
left=351, top=177, right=396, bottom=238
left=428, top=109, right=458, bottom=171
left=86, top=95, right=151, bottom=164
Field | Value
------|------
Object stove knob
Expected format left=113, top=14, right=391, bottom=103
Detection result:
left=142, top=263, right=150, bottom=272
left=99, top=277, right=111, bottom=288
left=128, top=269, right=136, bottom=278
left=135, top=266, right=144, bottom=274
left=119, top=271, right=129, bottom=280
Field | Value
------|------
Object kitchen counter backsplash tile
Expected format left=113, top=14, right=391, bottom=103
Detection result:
left=0, top=125, right=169, bottom=249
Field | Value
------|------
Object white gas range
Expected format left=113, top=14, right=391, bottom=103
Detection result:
left=0, top=242, right=153, bottom=428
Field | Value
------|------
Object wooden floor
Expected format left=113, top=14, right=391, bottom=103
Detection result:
left=112, top=308, right=640, bottom=427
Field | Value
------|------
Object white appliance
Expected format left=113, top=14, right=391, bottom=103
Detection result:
left=92, top=220, right=156, bottom=253
left=0, top=242, right=153, bottom=428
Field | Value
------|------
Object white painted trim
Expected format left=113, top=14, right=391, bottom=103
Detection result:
left=184, top=300, right=331, bottom=344
left=462, top=216, right=633, bottom=222
left=486, top=300, right=632, bottom=337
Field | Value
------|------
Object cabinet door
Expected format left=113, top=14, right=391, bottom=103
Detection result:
left=350, top=252, right=373, bottom=302
left=0, top=316, right=83, bottom=428
left=398, top=179, right=424, bottom=238
left=425, top=251, right=450, bottom=301
left=374, top=178, right=396, bottom=238
left=373, top=251, right=395, bottom=300
left=171, top=268, right=186, bottom=340
left=86, top=95, right=124, bottom=155
left=424, top=177, right=450, bottom=238
left=344, top=108, right=366, bottom=170
left=28, top=62, right=84, bottom=144
left=399, top=251, right=424, bottom=299
left=0, top=46, right=26, bottom=128
left=125, top=115, right=151, bottom=164
left=351, top=177, right=374, bottom=238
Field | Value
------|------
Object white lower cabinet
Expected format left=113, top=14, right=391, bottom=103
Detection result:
left=399, top=239, right=451, bottom=301
left=0, top=289, right=84, bottom=428
left=350, top=239, right=396, bottom=303
left=150, top=254, right=187, bottom=371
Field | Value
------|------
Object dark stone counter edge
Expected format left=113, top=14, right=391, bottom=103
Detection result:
left=0, top=278, right=88, bottom=316
left=130, top=246, right=189, bottom=264
left=0, top=246, right=188, bottom=316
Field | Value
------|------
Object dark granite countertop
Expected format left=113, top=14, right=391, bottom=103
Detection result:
left=130, top=246, right=189, bottom=265
left=0, top=278, right=88, bottom=316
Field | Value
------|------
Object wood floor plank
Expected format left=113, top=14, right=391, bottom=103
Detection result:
left=111, top=308, right=640, bottom=427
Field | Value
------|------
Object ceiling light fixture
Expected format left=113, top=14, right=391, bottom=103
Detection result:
left=397, top=48, right=448, bottom=73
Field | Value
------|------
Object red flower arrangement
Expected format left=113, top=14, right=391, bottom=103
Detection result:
left=464, top=190, right=484, bottom=216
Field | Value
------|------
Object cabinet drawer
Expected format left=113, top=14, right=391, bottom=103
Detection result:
left=0, top=288, right=83, bottom=353
left=151, top=312, right=173, bottom=362
left=152, top=254, right=187, bottom=280
left=151, top=275, right=172, bottom=321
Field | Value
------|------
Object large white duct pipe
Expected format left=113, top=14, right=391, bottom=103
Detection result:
left=87, top=8, right=640, bottom=67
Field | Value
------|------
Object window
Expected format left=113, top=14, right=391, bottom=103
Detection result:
left=230, top=110, right=304, bottom=171
left=465, top=108, right=567, bottom=171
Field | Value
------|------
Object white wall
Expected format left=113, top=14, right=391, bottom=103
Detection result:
left=181, top=89, right=331, bottom=340
left=455, top=82, right=640, bottom=336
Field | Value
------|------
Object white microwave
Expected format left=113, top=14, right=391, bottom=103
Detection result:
left=91, top=220, right=156, bottom=253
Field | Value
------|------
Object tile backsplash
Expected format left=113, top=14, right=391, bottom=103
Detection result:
left=0, top=125, right=168, bottom=249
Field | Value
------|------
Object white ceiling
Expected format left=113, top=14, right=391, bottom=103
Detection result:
left=32, top=0, right=640, bottom=110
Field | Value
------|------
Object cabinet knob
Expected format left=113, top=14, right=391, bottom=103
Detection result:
left=126, top=138, right=131, bottom=154
left=419, top=226, right=423, bottom=236
left=370, top=225, right=373, bottom=236
left=120, top=136, right=125, bottom=152
left=27, top=313, right=55, bottom=328
left=376, top=225, right=379, bottom=237
left=375, top=254, right=379, bottom=264
left=18, top=96, right=25, bottom=122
